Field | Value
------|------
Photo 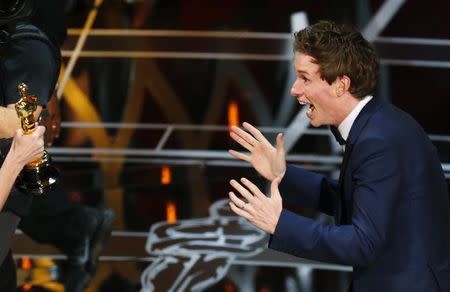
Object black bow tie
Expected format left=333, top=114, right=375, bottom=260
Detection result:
left=330, top=126, right=346, bottom=145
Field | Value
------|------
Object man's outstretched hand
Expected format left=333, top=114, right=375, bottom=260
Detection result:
left=229, top=122, right=286, bottom=181
left=228, top=177, right=283, bottom=234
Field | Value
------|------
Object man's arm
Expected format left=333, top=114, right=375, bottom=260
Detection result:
left=269, top=138, right=401, bottom=266
left=280, top=165, right=339, bottom=215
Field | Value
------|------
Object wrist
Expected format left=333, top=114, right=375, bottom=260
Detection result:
left=272, top=170, right=286, bottom=181
left=3, top=151, right=25, bottom=175
left=269, top=208, right=283, bottom=235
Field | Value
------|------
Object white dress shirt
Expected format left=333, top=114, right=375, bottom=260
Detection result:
left=338, top=95, right=373, bottom=143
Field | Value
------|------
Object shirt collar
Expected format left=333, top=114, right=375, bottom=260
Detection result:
left=338, top=95, right=373, bottom=141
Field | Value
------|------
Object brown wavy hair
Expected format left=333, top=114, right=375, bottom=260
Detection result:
left=294, top=20, right=379, bottom=98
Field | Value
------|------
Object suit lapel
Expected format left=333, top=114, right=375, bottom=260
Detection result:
left=338, top=97, right=385, bottom=224
left=338, top=144, right=353, bottom=224
left=346, top=97, right=384, bottom=145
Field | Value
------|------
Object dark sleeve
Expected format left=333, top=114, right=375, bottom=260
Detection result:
left=0, top=25, right=60, bottom=106
left=31, top=0, right=67, bottom=48
left=269, top=138, right=401, bottom=266
left=280, top=164, right=339, bottom=216
left=3, top=188, right=34, bottom=217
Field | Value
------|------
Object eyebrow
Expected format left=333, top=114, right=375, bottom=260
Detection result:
left=297, top=70, right=311, bottom=76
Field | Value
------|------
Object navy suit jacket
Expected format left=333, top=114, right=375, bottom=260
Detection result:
left=269, top=98, right=450, bottom=291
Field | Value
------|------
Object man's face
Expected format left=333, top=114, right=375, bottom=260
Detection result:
left=291, top=53, right=341, bottom=127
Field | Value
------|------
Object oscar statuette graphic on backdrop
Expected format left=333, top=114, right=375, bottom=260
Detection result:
left=14, top=82, right=59, bottom=195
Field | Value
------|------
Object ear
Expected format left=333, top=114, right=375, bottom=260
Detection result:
left=335, top=75, right=351, bottom=97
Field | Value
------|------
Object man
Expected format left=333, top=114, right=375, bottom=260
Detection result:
left=228, top=20, right=450, bottom=291
left=0, top=1, right=114, bottom=291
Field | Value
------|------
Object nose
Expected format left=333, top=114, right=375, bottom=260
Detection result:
left=291, top=77, right=304, bottom=98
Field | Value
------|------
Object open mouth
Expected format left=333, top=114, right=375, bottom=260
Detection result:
left=298, top=100, right=315, bottom=118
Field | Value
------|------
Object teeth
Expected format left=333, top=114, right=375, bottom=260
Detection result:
left=298, top=100, right=314, bottom=111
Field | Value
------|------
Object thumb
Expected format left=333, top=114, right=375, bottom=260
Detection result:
left=276, top=133, right=285, bottom=155
left=34, top=125, right=46, bottom=136
left=270, top=176, right=282, bottom=200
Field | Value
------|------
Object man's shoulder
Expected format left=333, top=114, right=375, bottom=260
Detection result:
left=357, top=101, right=430, bottom=152
left=368, top=101, right=422, bottom=134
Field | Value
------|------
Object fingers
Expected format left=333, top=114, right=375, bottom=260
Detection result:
left=229, top=201, right=248, bottom=217
left=240, top=177, right=265, bottom=200
left=228, top=192, right=253, bottom=219
left=33, top=125, right=46, bottom=137
left=228, top=191, right=247, bottom=209
left=30, top=126, right=45, bottom=151
left=16, top=125, right=46, bottom=138
left=229, top=179, right=255, bottom=204
left=230, top=130, right=253, bottom=151
left=243, top=122, right=270, bottom=144
left=230, top=125, right=259, bottom=148
left=228, top=149, right=251, bottom=162
left=37, top=138, right=45, bottom=148
left=14, top=126, right=45, bottom=149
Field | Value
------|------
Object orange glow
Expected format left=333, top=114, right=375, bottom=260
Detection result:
left=224, top=281, right=235, bottom=292
left=228, top=101, right=239, bottom=127
left=21, top=257, right=32, bottom=270
left=22, top=282, right=32, bottom=291
left=166, top=201, right=177, bottom=223
left=161, top=166, right=172, bottom=185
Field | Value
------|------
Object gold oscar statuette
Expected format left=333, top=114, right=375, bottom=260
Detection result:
left=14, top=83, right=59, bottom=195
